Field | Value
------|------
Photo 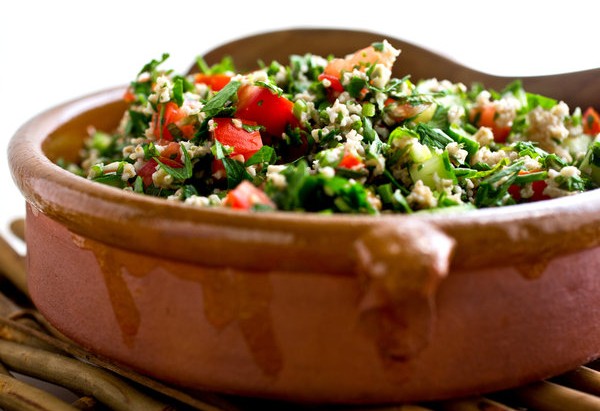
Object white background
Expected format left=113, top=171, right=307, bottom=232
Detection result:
left=1, top=0, right=600, bottom=243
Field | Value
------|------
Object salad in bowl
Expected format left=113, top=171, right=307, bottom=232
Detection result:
left=65, top=40, right=600, bottom=214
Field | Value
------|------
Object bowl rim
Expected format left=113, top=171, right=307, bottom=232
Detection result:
left=8, top=46, right=600, bottom=276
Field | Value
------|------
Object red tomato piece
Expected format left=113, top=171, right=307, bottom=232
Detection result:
left=123, top=88, right=136, bottom=103
left=583, top=107, right=600, bottom=135
left=470, top=105, right=511, bottom=143
left=223, top=180, right=275, bottom=210
left=160, top=142, right=182, bottom=163
left=318, top=73, right=345, bottom=93
left=194, top=73, right=231, bottom=91
left=529, top=180, right=551, bottom=201
left=508, top=171, right=550, bottom=202
left=235, top=85, right=298, bottom=137
left=153, top=102, right=195, bottom=141
left=137, top=142, right=184, bottom=187
left=211, top=117, right=263, bottom=161
left=137, top=159, right=158, bottom=187
left=338, top=150, right=363, bottom=169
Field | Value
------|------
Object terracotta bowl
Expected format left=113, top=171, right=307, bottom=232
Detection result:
left=8, top=28, right=600, bottom=404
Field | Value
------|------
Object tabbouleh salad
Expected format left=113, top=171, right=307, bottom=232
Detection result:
left=65, top=41, right=600, bottom=214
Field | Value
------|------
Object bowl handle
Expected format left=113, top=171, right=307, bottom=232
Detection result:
left=353, top=220, right=455, bottom=363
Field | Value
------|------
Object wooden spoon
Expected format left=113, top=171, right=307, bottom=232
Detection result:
left=198, top=28, right=600, bottom=110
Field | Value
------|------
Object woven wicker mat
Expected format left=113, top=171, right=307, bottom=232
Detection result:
left=1, top=218, right=599, bottom=411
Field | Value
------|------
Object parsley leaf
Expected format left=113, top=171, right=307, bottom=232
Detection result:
left=155, top=144, right=193, bottom=181
left=245, top=146, right=277, bottom=167
left=201, top=80, right=241, bottom=118
left=475, top=160, right=526, bottom=207
left=172, top=78, right=184, bottom=107
left=222, top=157, right=251, bottom=189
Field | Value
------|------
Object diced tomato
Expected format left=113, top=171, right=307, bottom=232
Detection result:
left=153, top=101, right=195, bottom=141
left=235, top=85, right=298, bottom=137
left=137, top=159, right=158, bottom=187
left=223, top=180, right=275, bottom=210
left=211, top=117, right=263, bottom=161
left=123, top=88, right=136, bottom=103
left=583, top=107, right=600, bottom=136
left=136, top=142, right=184, bottom=187
left=470, top=105, right=511, bottom=143
left=508, top=171, right=550, bottom=202
left=323, top=43, right=398, bottom=78
left=317, top=73, right=344, bottom=93
left=338, top=150, right=363, bottom=169
left=194, top=73, right=231, bottom=91
left=160, top=141, right=182, bottom=163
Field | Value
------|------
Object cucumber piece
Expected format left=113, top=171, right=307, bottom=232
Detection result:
left=446, top=123, right=480, bottom=158
left=389, top=126, right=432, bottom=163
left=409, top=150, right=457, bottom=189
left=579, top=141, right=600, bottom=185
left=412, top=103, right=437, bottom=124
left=409, top=141, right=432, bottom=163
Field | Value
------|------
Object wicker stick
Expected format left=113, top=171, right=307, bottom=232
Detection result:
left=0, top=338, right=172, bottom=411
left=0, top=288, right=62, bottom=355
left=71, top=396, right=99, bottom=410
left=553, top=366, right=600, bottom=397
left=0, top=372, right=79, bottom=411
left=0, top=359, right=10, bottom=375
left=9, top=219, right=25, bottom=242
left=0, top=315, right=238, bottom=411
left=438, top=396, right=518, bottom=410
left=511, top=380, right=600, bottom=411
left=350, top=405, right=435, bottom=411
left=0, top=235, right=28, bottom=297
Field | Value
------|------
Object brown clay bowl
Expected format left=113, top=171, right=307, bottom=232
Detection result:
left=8, top=28, right=600, bottom=404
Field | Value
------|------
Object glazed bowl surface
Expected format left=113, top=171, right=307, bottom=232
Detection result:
left=8, top=28, right=600, bottom=404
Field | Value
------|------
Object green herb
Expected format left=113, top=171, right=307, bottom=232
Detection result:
left=526, top=93, right=557, bottom=110
left=347, top=76, right=367, bottom=98
left=133, top=176, right=144, bottom=193
left=415, top=124, right=453, bottom=150
left=514, top=171, right=547, bottom=184
left=172, top=78, right=184, bottom=107
left=196, top=55, right=235, bottom=74
left=555, top=173, right=586, bottom=192
left=139, top=53, right=169, bottom=75
left=255, top=80, right=284, bottom=97
left=143, top=142, right=160, bottom=160
left=372, top=42, right=385, bottom=52
left=377, top=183, right=411, bottom=213
left=91, top=174, right=126, bottom=188
left=155, top=144, right=193, bottom=181
left=124, top=110, right=151, bottom=137
left=181, top=184, right=199, bottom=199
left=201, top=80, right=241, bottom=117
left=475, top=160, right=526, bottom=207
left=245, top=146, right=276, bottom=167
left=241, top=123, right=263, bottom=133
left=222, top=157, right=251, bottom=189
